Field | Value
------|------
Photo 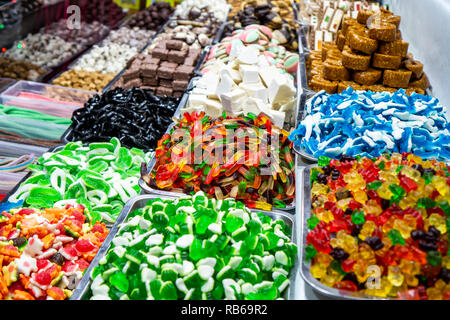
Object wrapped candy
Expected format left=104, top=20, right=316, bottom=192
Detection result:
left=88, top=192, right=297, bottom=300
left=306, top=153, right=450, bottom=300
left=290, top=88, right=450, bottom=161
left=8, top=138, right=153, bottom=224
left=0, top=205, right=108, bottom=300
left=142, top=112, right=295, bottom=211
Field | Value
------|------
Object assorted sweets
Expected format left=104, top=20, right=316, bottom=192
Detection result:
left=289, top=88, right=450, bottom=161
left=88, top=192, right=297, bottom=300
left=40, top=20, right=110, bottom=48
left=126, top=2, right=174, bottom=31
left=0, top=58, right=47, bottom=81
left=68, top=88, right=179, bottom=151
left=79, top=0, right=126, bottom=28
left=306, top=154, right=449, bottom=299
left=142, top=112, right=295, bottom=211
left=101, top=27, right=156, bottom=51
left=174, top=0, right=230, bottom=22
left=307, top=8, right=430, bottom=94
left=8, top=138, right=153, bottom=224
left=224, top=0, right=298, bottom=51
left=298, top=0, right=385, bottom=51
left=113, top=41, right=201, bottom=97
left=70, top=43, right=138, bottom=75
left=183, top=24, right=299, bottom=128
left=52, top=70, right=115, bottom=92
left=4, top=33, right=83, bottom=69
left=0, top=205, right=108, bottom=300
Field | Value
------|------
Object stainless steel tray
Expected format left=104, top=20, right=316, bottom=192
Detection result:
left=299, top=166, right=391, bottom=300
left=71, top=194, right=298, bottom=300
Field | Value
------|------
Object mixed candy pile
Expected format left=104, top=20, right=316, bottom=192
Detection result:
left=0, top=205, right=108, bottom=300
left=306, top=153, right=449, bottom=299
left=88, top=192, right=296, bottom=300
left=290, top=88, right=450, bottom=160
left=142, top=112, right=295, bottom=211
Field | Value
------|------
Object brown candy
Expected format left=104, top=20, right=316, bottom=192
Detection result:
left=368, top=22, right=397, bottom=42
left=404, top=59, right=424, bottom=79
left=348, top=32, right=379, bottom=55
left=353, top=68, right=383, bottom=85
left=342, top=49, right=371, bottom=71
left=372, top=53, right=402, bottom=69
left=52, top=70, right=115, bottom=92
left=378, top=40, right=409, bottom=58
left=323, top=59, right=350, bottom=81
left=383, top=69, right=412, bottom=88
left=310, top=75, right=338, bottom=94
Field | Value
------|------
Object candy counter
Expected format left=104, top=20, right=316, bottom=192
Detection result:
left=0, top=0, right=448, bottom=301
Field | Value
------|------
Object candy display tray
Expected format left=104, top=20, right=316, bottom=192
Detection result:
left=70, top=193, right=298, bottom=300
left=299, top=166, right=391, bottom=300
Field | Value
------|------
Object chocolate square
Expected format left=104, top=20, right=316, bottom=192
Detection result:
left=160, top=61, right=178, bottom=69
left=152, top=48, right=168, bottom=60
left=142, top=76, right=159, bottom=86
left=166, top=40, right=183, bottom=50
left=156, top=86, right=173, bottom=97
left=173, top=79, right=189, bottom=91
left=168, top=50, right=188, bottom=64
left=158, top=66, right=175, bottom=79
left=159, top=79, right=173, bottom=88
left=122, top=68, right=140, bottom=83
left=145, top=57, right=160, bottom=65
left=141, top=64, right=159, bottom=77
left=174, top=65, right=194, bottom=80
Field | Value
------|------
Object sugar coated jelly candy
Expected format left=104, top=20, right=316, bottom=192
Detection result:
left=307, top=153, right=450, bottom=299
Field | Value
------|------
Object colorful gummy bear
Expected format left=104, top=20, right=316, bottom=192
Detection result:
left=307, top=153, right=450, bottom=300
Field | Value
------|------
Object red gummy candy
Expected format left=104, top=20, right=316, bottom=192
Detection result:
left=35, top=270, right=52, bottom=286
left=36, top=259, right=49, bottom=270
left=398, top=174, right=418, bottom=192
left=341, top=259, right=356, bottom=273
left=334, top=280, right=358, bottom=292
left=75, top=259, right=90, bottom=271
left=75, top=240, right=95, bottom=253
left=17, top=209, right=35, bottom=215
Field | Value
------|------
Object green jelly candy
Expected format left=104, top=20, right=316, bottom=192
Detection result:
left=423, top=172, right=433, bottom=185
left=160, top=282, right=177, bottom=300
left=388, top=229, right=405, bottom=246
left=426, top=251, right=442, bottom=267
left=189, top=238, right=203, bottom=261
left=351, top=210, right=366, bottom=225
left=307, top=215, right=320, bottom=230
left=150, top=279, right=162, bottom=299
left=318, top=156, right=331, bottom=167
left=212, top=284, right=224, bottom=300
left=438, top=201, right=450, bottom=217
left=330, top=260, right=346, bottom=276
left=388, top=184, right=406, bottom=203
left=367, top=180, right=383, bottom=190
left=417, top=197, right=436, bottom=209
left=305, top=244, right=318, bottom=261
left=378, top=161, right=385, bottom=170
left=26, top=187, right=62, bottom=207
left=225, top=215, right=244, bottom=233
left=82, top=175, right=110, bottom=194
left=195, top=215, right=213, bottom=235
left=109, top=272, right=129, bottom=293
left=246, top=285, right=278, bottom=300
left=238, top=268, right=258, bottom=285
left=114, top=147, right=133, bottom=170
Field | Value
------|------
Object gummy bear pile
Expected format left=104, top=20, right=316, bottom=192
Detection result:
left=306, top=153, right=449, bottom=299
left=289, top=88, right=450, bottom=161
left=0, top=205, right=108, bottom=300
left=141, top=112, right=295, bottom=211
left=88, top=192, right=297, bottom=300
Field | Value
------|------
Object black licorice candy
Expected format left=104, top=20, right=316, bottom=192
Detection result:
left=69, top=87, right=179, bottom=151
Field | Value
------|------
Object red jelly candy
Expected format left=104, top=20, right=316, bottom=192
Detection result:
left=75, top=240, right=96, bottom=253
left=75, top=259, right=90, bottom=271
left=35, top=269, right=52, bottom=286
left=334, top=280, right=358, bottom=292
left=341, top=259, right=356, bottom=273
left=36, top=259, right=49, bottom=270
left=398, top=174, right=418, bottom=192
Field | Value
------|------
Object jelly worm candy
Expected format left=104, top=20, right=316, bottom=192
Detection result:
left=142, top=112, right=295, bottom=211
